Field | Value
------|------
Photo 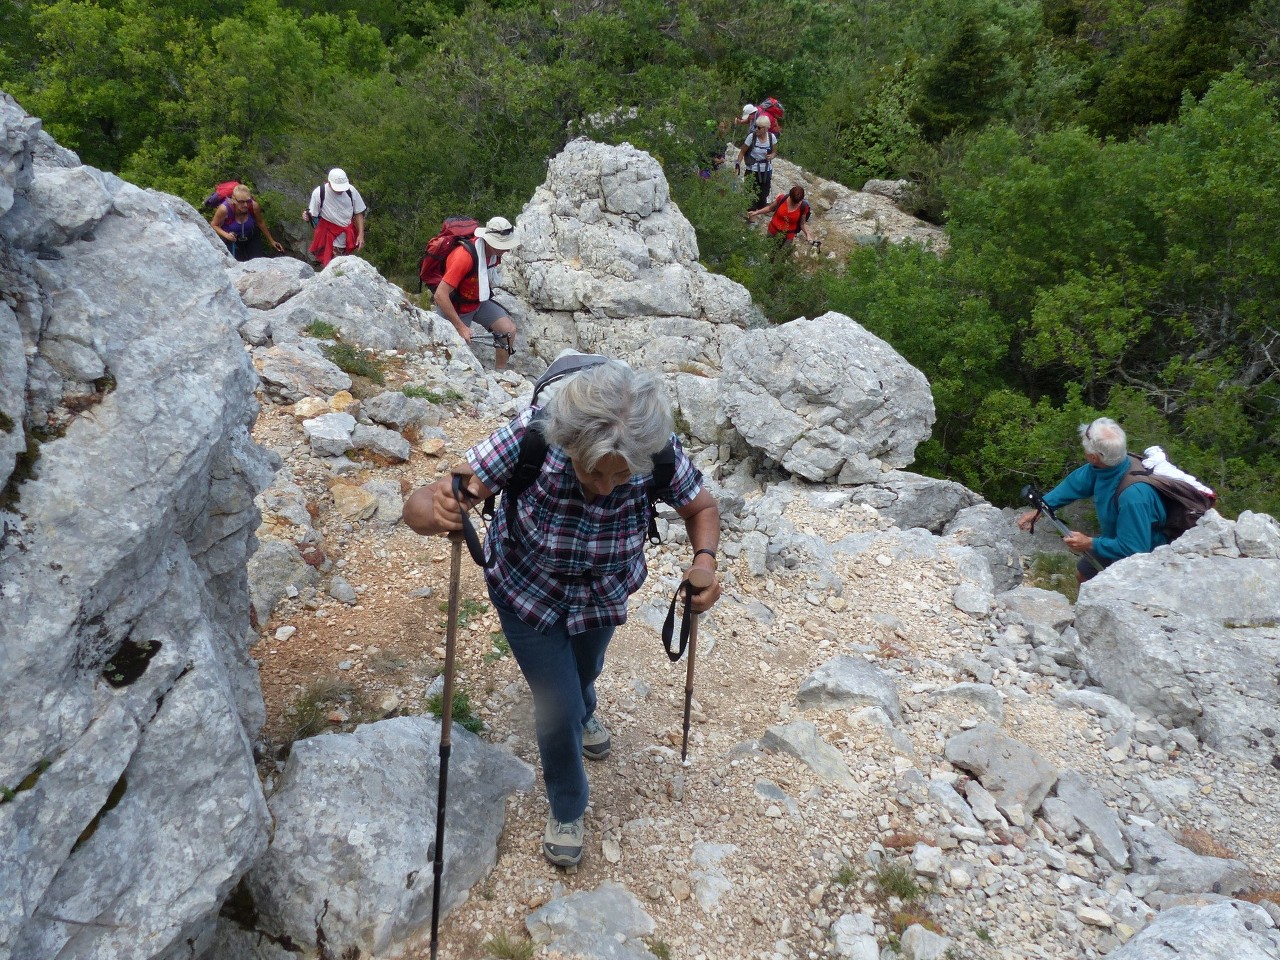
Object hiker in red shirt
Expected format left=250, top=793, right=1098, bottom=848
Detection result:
left=433, top=216, right=520, bottom=371
left=748, top=186, right=815, bottom=245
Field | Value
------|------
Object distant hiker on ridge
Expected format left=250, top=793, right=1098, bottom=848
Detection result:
left=211, top=184, right=284, bottom=261
left=304, top=168, right=366, bottom=268
left=432, top=216, right=520, bottom=372
left=747, top=185, right=815, bottom=247
left=735, top=115, right=777, bottom=210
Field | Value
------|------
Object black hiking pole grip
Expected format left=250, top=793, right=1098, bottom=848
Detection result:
left=679, top=567, right=714, bottom=763
left=1021, top=484, right=1104, bottom=573
left=429, top=529, right=463, bottom=960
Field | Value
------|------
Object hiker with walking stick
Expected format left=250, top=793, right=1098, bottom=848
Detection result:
left=403, top=360, right=721, bottom=868
left=1016, top=417, right=1174, bottom=584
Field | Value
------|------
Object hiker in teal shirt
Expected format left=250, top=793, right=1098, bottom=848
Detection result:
left=1018, top=417, right=1167, bottom=583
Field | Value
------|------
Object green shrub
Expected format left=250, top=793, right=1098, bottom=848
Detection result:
left=427, top=687, right=483, bottom=734
left=305, top=319, right=338, bottom=339
left=321, top=342, right=385, bottom=384
left=874, top=862, right=923, bottom=902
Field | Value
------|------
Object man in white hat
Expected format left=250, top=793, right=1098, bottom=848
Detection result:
left=304, top=167, right=367, bottom=267
left=434, top=215, right=520, bottom=371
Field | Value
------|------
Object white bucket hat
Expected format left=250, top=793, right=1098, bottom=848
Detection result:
left=475, top=215, right=517, bottom=251
left=327, top=168, right=351, bottom=192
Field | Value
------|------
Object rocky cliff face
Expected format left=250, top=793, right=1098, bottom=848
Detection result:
left=0, top=92, right=273, bottom=960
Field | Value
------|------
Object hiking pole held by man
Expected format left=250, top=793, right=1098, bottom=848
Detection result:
left=427, top=468, right=471, bottom=960
left=1021, top=484, right=1105, bottom=573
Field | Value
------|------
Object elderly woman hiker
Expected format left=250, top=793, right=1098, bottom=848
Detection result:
left=402, top=361, right=722, bottom=867
left=210, top=184, right=284, bottom=261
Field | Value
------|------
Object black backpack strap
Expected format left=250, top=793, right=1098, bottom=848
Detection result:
left=499, top=409, right=551, bottom=555
left=644, top=440, right=677, bottom=545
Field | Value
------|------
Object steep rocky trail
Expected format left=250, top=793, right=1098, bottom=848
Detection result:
left=249, top=388, right=1280, bottom=960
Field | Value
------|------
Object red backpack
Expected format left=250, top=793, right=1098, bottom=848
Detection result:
left=203, top=180, right=240, bottom=208
left=758, top=97, right=785, bottom=133
left=418, top=217, right=480, bottom=292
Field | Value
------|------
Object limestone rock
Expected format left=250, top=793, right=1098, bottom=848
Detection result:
left=721, top=313, right=935, bottom=482
left=239, top=718, right=533, bottom=958
left=502, top=138, right=759, bottom=375
left=944, top=723, right=1058, bottom=815
left=1, top=93, right=271, bottom=960
left=1107, top=900, right=1280, bottom=959
left=526, top=881, right=657, bottom=959
left=797, top=655, right=902, bottom=722
left=1074, top=522, right=1280, bottom=764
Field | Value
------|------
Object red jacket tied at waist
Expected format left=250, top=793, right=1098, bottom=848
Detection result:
left=309, top=217, right=358, bottom=267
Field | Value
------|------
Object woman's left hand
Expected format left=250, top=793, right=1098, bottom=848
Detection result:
left=685, top=559, right=721, bottom=613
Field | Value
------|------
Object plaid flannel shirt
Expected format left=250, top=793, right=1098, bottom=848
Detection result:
left=467, top=407, right=703, bottom=635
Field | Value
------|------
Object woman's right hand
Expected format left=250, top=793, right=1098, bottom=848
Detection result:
left=403, top=477, right=463, bottom=535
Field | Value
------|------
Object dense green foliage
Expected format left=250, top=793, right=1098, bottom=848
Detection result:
left=3, top=0, right=1277, bottom=515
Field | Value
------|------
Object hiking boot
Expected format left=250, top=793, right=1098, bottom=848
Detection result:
left=542, top=814, right=584, bottom=867
left=581, top=715, right=612, bottom=761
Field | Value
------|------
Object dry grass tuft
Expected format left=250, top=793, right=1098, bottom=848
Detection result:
left=883, top=831, right=932, bottom=849
left=1179, top=827, right=1236, bottom=860
left=891, top=908, right=943, bottom=934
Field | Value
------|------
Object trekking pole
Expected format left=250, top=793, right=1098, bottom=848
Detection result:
left=429, top=469, right=471, bottom=960
left=660, top=567, right=715, bottom=763
left=1021, top=484, right=1104, bottom=573
left=680, top=568, right=714, bottom=763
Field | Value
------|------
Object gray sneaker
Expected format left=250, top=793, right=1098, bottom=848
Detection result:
left=542, top=814, right=584, bottom=867
left=581, top=715, right=612, bottom=760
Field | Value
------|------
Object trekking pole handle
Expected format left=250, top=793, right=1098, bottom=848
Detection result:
left=450, top=465, right=487, bottom=566
left=686, top=567, right=715, bottom=591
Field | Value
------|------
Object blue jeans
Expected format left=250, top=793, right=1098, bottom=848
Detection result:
left=491, top=594, right=615, bottom=822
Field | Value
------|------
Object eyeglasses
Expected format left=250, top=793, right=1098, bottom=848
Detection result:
left=490, top=226, right=513, bottom=237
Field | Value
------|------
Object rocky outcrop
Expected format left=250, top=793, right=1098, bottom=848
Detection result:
left=719, top=313, right=936, bottom=483
left=1, top=93, right=272, bottom=960
left=502, top=138, right=761, bottom=374
left=768, top=158, right=946, bottom=253
left=1074, top=511, right=1280, bottom=766
left=215, top=718, right=533, bottom=958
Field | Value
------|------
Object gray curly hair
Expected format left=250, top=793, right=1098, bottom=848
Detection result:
left=542, top=361, right=674, bottom=474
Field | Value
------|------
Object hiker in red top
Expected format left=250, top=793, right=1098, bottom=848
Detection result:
left=434, top=216, right=520, bottom=370
left=748, top=186, right=815, bottom=245
left=304, top=168, right=367, bottom=268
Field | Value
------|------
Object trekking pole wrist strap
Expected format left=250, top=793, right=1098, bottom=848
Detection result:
left=660, top=578, right=697, bottom=663
left=451, top=471, right=488, bottom=567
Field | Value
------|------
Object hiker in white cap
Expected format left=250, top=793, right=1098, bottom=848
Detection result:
left=434, top=215, right=520, bottom=371
left=304, top=167, right=367, bottom=267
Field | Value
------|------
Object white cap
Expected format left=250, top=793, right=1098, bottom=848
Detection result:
left=741, top=103, right=756, bottom=120
left=327, top=168, right=351, bottom=192
left=475, top=215, right=517, bottom=251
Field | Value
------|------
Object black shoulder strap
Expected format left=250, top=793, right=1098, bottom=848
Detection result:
left=643, top=439, right=677, bottom=544
left=492, top=409, right=551, bottom=561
